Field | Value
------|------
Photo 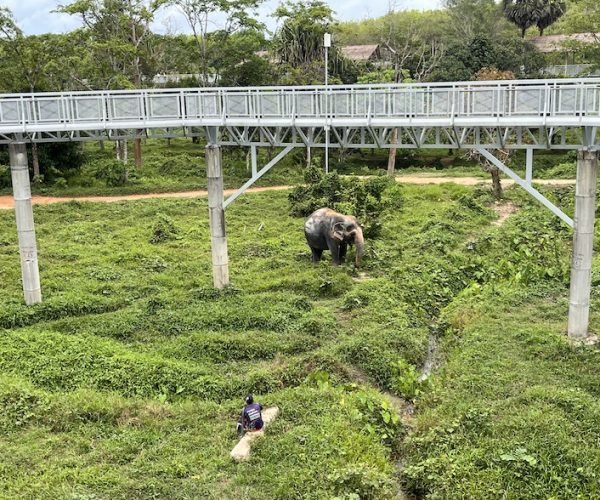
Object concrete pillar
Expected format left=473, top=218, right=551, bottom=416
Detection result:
left=568, top=150, right=598, bottom=339
left=206, top=143, right=230, bottom=288
left=9, top=143, right=42, bottom=305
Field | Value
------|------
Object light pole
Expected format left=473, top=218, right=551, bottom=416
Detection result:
left=324, top=33, right=331, bottom=174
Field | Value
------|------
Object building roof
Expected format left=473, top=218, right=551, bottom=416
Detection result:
left=529, top=33, right=598, bottom=53
left=340, top=44, right=381, bottom=62
left=254, top=44, right=387, bottom=64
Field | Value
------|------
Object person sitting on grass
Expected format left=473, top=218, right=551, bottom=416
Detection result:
left=237, top=394, right=264, bottom=436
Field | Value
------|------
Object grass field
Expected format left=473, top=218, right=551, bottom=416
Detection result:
left=1, top=140, right=576, bottom=197
left=1, top=178, right=597, bottom=498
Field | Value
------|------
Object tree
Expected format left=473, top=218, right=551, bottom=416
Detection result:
left=502, top=0, right=566, bottom=37
left=550, top=0, right=599, bottom=68
left=0, top=9, right=71, bottom=177
left=171, top=0, right=264, bottom=86
left=272, top=0, right=351, bottom=85
left=273, top=0, right=333, bottom=67
left=466, top=68, right=516, bottom=200
left=536, top=0, right=566, bottom=35
left=430, top=34, right=543, bottom=81
left=58, top=0, right=168, bottom=168
left=216, top=30, right=275, bottom=86
left=502, top=0, right=538, bottom=37
left=444, top=0, right=507, bottom=41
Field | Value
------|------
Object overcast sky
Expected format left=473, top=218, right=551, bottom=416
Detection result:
left=4, top=0, right=443, bottom=36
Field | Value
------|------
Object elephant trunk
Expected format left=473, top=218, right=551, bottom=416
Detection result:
left=353, top=226, right=364, bottom=267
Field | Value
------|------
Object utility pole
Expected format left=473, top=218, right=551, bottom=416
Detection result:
left=324, top=33, right=331, bottom=174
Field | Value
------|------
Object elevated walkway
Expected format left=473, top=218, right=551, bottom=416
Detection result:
left=1, top=79, right=599, bottom=339
left=1, top=78, right=599, bottom=149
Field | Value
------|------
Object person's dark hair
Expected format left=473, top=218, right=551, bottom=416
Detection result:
left=245, top=394, right=253, bottom=404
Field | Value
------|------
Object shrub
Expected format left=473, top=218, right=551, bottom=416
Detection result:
left=83, top=158, right=129, bottom=187
left=157, top=153, right=201, bottom=176
left=541, top=162, right=576, bottom=179
left=149, top=215, right=179, bottom=244
left=329, top=464, right=396, bottom=498
left=352, top=390, right=405, bottom=451
left=0, top=164, right=11, bottom=188
left=288, top=166, right=395, bottom=238
left=391, top=359, right=431, bottom=402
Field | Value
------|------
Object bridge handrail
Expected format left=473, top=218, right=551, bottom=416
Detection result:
left=1, top=78, right=600, bottom=132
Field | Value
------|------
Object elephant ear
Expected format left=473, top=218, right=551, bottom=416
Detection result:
left=332, top=222, right=345, bottom=242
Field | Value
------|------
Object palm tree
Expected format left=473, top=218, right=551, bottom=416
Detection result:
left=503, top=0, right=567, bottom=38
left=536, top=0, right=566, bottom=35
left=503, top=0, right=540, bottom=38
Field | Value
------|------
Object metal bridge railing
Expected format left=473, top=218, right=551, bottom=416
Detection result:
left=1, top=79, right=600, bottom=132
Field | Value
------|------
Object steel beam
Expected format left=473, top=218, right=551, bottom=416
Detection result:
left=525, top=148, right=533, bottom=185
left=476, top=148, right=574, bottom=227
left=568, top=150, right=598, bottom=339
left=9, top=143, right=42, bottom=305
left=223, top=145, right=294, bottom=209
left=251, top=145, right=257, bottom=177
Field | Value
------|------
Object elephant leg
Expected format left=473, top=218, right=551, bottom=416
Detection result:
left=339, top=243, right=348, bottom=263
left=327, top=240, right=341, bottom=265
left=310, top=247, right=324, bottom=263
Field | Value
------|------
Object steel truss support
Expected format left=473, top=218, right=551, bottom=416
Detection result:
left=9, top=143, right=42, bottom=305
left=525, top=148, right=533, bottom=185
left=568, top=150, right=598, bottom=339
left=206, top=129, right=230, bottom=289
left=223, top=145, right=294, bottom=209
left=476, top=148, right=574, bottom=227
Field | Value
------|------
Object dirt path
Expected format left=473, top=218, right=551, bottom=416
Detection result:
left=0, top=176, right=575, bottom=210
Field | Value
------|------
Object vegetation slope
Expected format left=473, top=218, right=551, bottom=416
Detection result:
left=0, top=177, right=598, bottom=498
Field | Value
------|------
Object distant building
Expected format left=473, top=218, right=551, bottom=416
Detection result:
left=542, top=64, right=600, bottom=77
left=152, top=73, right=218, bottom=86
left=529, top=33, right=599, bottom=77
left=255, top=44, right=391, bottom=65
left=340, top=44, right=386, bottom=63
left=529, top=33, right=597, bottom=53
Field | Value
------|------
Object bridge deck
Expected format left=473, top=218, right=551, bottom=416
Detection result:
left=1, top=78, right=599, bottom=148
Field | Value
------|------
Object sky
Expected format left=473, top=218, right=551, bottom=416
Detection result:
left=3, top=0, right=443, bottom=36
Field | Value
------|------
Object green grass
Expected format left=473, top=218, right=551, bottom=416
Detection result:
left=0, top=178, right=593, bottom=498
left=402, top=284, right=600, bottom=499
left=400, top=189, right=600, bottom=499
left=1, top=141, right=577, bottom=198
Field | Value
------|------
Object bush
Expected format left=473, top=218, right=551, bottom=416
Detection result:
left=0, top=164, right=10, bottom=188
left=149, top=215, right=179, bottom=244
left=35, top=142, right=85, bottom=183
left=540, top=162, right=576, bottom=179
left=82, top=158, right=129, bottom=187
left=157, top=153, right=201, bottom=176
left=329, top=464, right=396, bottom=498
left=288, top=166, right=395, bottom=238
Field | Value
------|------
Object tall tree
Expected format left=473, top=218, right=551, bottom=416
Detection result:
left=502, top=0, right=538, bottom=37
left=536, top=0, right=566, bottom=35
left=216, top=29, right=274, bottom=86
left=444, top=0, right=506, bottom=41
left=171, top=0, right=264, bottom=86
left=502, top=0, right=566, bottom=37
left=0, top=9, right=64, bottom=176
left=58, top=0, right=168, bottom=167
left=272, top=0, right=350, bottom=85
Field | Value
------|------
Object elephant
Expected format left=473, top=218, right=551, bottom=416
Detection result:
left=304, top=208, right=365, bottom=267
